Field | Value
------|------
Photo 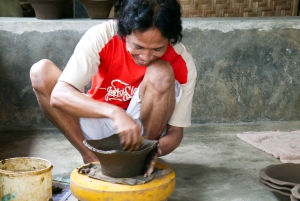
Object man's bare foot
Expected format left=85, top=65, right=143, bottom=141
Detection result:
left=82, top=151, right=99, bottom=164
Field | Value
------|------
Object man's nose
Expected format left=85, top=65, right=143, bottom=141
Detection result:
left=139, top=50, right=152, bottom=61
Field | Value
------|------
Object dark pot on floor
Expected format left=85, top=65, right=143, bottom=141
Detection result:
left=27, top=0, right=69, bottom=19
left=78, top=0, right=118, bottom=19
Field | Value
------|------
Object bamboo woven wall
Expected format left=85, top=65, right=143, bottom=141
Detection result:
left=179, top=0, right=299, bottom=17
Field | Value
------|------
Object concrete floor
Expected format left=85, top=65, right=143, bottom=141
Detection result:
left=1, top=121, right=300, bottom=201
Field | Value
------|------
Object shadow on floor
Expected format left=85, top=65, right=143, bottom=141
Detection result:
left=0, top=130, right=37, bottom=160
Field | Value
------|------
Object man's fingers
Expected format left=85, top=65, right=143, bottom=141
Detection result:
left=133, top=136, right=144, bottom=151
left=129, top=133, right=141, bottom=151
left=137, top=136, right=144, bottom=150
left=126, top=139, right=141, bottom=151
left=121, top=132, right=141, bottom=152
left=157, top=144, right=162, bottom=155
left=120, top=130, right=143, bottom=151
left=144, top=153, right=158, bottom=177
left=144, top=160, right=156, bottom=177
left=120, top=135, right=125, bottom=146
left=116, top=119, right=142, bottom=151
left=122, top=133, right=131, bottom=151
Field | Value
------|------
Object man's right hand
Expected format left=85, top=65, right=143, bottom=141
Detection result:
left=113, top=108, right=143, bottom=151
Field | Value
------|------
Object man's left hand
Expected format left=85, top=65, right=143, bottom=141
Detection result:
left=144, top=144, right=162, bottom=177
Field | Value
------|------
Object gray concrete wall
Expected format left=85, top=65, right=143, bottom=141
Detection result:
left=1, top=17, right=300, bottom=129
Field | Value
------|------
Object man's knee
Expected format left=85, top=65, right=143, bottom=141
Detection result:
left=145, top=60, right=175, bottom=93
left=30, top=59, right=61, bottom=92
left=30, top=59, right=51, bottom=83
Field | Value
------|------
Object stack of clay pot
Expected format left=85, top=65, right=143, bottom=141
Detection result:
left=259, top=163, right=300, bottom=201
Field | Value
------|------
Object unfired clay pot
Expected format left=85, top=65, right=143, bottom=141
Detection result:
left=259, top=179, right=290, bottom=201
left=84, top=134, right=158, bottom=178
left=27, top=0, right=69, bottom=19
left=78, top=0, right=118, bottom=19
left=260, top=178, right=291, bottom=192
left=292, top=184, right=300, bottom=199
left=290, top=195, right=298, bottom=201
left=259, top=163, right=300, bottom=187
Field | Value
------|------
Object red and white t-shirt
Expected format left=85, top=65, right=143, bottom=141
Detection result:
left=59, top=20, right=197, bottom=127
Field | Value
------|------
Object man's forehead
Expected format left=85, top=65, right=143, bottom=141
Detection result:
left=129, top=28, right=167, bottom=41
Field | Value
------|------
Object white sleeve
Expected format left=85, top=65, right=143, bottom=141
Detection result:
left=168, top=46, right=197, bottom=127
left=58, top=20, right=117, bottom=91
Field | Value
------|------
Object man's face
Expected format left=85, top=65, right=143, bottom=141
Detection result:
left=126, top=27, right=169, bottom=66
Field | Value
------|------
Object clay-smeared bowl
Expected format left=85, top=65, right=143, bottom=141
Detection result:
left=292, top=184, right=300, bottom=199
left=83, top=134, right=158, bottom=178
left=259, top=163, right=300, bottom=187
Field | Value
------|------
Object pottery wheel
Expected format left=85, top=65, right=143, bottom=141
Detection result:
left=70, top=162, right=175, bottom=201
left=77, top=162, right=172, bottom=185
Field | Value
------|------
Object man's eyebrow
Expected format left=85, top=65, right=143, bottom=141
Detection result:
left=133, top=43, right=144, bottom=48
left=133, top=43, right=166, bottom=50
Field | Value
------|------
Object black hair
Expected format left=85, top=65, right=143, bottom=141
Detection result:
left=116, top=0, right=182, bottom=45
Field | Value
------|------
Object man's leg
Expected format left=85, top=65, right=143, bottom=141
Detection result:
left=139, top=60, right=176, bottom=140
left=30, top=59, right=98, bottom=163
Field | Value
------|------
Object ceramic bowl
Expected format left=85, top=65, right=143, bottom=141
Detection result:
left=27, top=0, right=69, bottom=19
left=291, top=194, right=299, bottom=201
left=260, top=178, right=291, bottom=192
left=259, top=163, right=300, bottom=187
left=78, top=0, right=118, bottom=19
left=292, top=184, right=300, bottom=199
left=84, top=134, right=158, bottom=178
left=259, top=179, right=290, bottom=201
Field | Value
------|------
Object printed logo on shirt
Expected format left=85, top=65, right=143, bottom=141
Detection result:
left=100, top=79, right=137, bottom=101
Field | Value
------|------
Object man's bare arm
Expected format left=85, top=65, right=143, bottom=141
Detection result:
left=51, top=81, right=142, bottom=151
